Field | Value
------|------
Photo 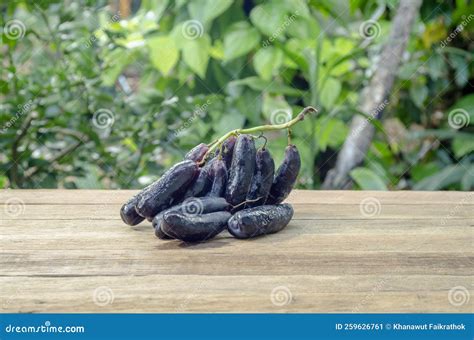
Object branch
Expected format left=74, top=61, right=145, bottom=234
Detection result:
left=202, top=106, right=318, bottom=163
left=322, top=0, right=422, bottom=189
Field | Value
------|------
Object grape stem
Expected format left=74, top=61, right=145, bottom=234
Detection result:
left=201, top=106, right=318, bottom=164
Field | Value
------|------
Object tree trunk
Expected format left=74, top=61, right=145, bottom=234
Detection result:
left=322, top=0, right=422, bottom=189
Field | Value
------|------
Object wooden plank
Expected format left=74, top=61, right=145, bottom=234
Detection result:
left=2, top=218, right=472, bottom=231
left=0, top=190, right=472, bottom=313
left=1, top=249, right=472, bottom=276
left=1, top=223, right=472, bottom=252
left=0, top=275, right=472, bottom=313
left=1, top=189, right=473, bottom=205
left=1, top=203, right=472, bottom=220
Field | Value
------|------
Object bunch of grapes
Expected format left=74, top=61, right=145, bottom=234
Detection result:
left=120, top=107, right=316, bottom=243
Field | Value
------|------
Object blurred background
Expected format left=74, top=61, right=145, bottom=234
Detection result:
left=0, top=0, right=472, bottom=191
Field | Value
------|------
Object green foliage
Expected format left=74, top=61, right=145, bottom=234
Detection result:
left=0, top=0, right=472, bottom=190
left=350, top=167, right=388, bottom=191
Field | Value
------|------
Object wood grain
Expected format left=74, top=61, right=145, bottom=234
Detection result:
left=0, top=190, right=472, bottom=313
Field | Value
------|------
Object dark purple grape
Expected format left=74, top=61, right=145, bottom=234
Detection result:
left=218, top=135, right=237, bottom=169
left=162, top=211, right=231, bottom=242
left=183, top=158, right=215, bottom=198
left=184, top=143, right=209, bottom=162
left=207, top=159, right=227, bottom=197
left=245, top=148, right=275, bottom=208
left=135, top=160, right=198, bottom=219
left=267, top=145, right=300, bottom=204
left=227, top=204, right=293, bottom=239
left=152, top=197, right=231, bottom=239
left=225, top=135, right=256, bottom=206
left=120, top=195, right=145, bottom=226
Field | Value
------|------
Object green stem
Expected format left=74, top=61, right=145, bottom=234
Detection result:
left=202, top=106, right=318, bottom=163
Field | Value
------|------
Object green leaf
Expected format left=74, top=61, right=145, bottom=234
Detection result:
left=449, top=53, right=469, bottom=87
left=215, top=112, right=245, bottom=134
left=426, top=54, right=447, bottom=80
left=253, top=47, right=283, bottom=81
left=140, top=0, right=170, bottom=19
left=188, top=0, right=233, bottom=25
left=281, top=0, right=311, bottom=18
left=209, top=40, right=224, bottom=60
left=320, top=77, right=341, bottom=109
left=448, top=94, right=474, bottom=126
left=228, top=77, right=303, bottom=96
left=413, top=165, right=465, bottom=190
left=182, top=34, right=211, bottom=78
left=116, top=32, right=146, bottom=49
left=275, top=39, right=309, bottom=72
left=399, top=60, right=423, bottom=80
left=452, top=137, right=474, bottom=158
left=233, top=89, right=263, bottom=126
left=147, top=35, right=179, bottom=76
left=262, top=94, right=291, bottom=123
left=316, top=117, right=348, bottom=151
left=350, top=167, right=388, bottom=190
left=410, top=163, right=440, bottom=182
left=250, top=3, right=289, bottom=37
left=102, top=49, right=138, bottom=86
left=409, top=82, right=428, bottom=108
left=0, top=175, right=7, bottom=188
left=223, top=21, right=260, bottom=61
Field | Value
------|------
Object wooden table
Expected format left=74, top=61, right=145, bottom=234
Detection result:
left=1, top=190, right=472, bottom=313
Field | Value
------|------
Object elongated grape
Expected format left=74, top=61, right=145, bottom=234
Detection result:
left=184, top=143, right=209, bottom=162
left=135, top=160, right=198, bottom=219
left=267, top=145, right=300, bottom=204
left=153, top=212, right=173, bottom=239
left=227, top=204, right=293, bottom=239
left=207, top=159, right=227, bottom=197
left=225, top=134, right=256, bottom=206
left=153, top=197, right=231, bottom=239
left=183, top=158, right=215, bottom=198
left=245, top=148, right=275, bottom=208
left=120, top=195, right=145, bottom=226
left=162, top=211, right=231, bottom=242
left=218, top=135, right=237, bottom=169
